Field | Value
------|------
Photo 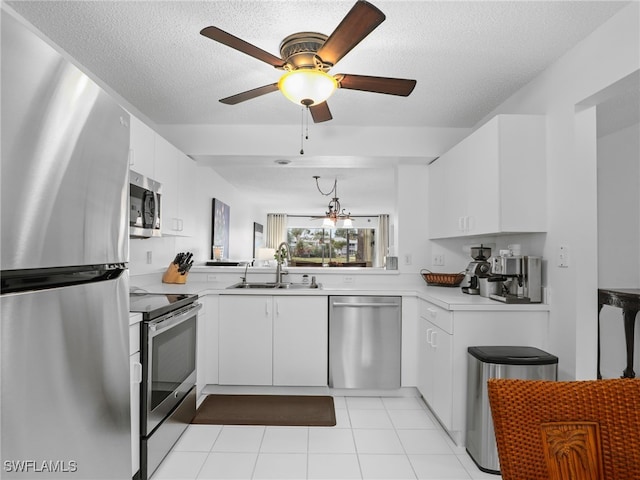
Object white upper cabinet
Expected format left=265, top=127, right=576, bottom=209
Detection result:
left=130, top=116, right=194, bottom=237
left=153, top=134, right=179, bottom=236
left=428, top=115, right=546, bottom=239
left=129, top=116, right=155, bottom=177
left=178, top=155, right=197, bottom=237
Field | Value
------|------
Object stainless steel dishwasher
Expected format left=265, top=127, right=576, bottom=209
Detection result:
left=329, top=296, right=402, bottom=389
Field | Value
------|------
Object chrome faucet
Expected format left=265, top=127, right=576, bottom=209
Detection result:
left=275, top=242, right=290, bottom=285
left=240, top=262, right=250, bottom=285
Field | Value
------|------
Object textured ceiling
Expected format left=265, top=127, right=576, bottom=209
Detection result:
left=5, top=1, right=632, bottom=213
left=6, top=0, right=629, bottom=128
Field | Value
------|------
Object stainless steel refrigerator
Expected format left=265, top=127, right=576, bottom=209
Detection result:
left=1, top=11, right=132, bottom=478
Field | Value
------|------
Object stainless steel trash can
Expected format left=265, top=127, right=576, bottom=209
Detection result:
left=465, top=346, right=558, bottom=474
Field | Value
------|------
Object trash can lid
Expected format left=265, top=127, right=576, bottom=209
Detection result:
left=467, top=346, right=558, bottom=365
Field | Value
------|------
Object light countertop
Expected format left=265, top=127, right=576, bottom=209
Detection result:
left=132, top=281, right=550, bottom=312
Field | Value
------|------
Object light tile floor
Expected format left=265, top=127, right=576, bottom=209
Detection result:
left=151, top=396, right=502, bottom=480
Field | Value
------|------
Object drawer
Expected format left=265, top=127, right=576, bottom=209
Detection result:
left=129, top=323, right=140, bottom=356
left=129, top=312, right=142, bottom=326
left=419, top=300, right=453, bottom=334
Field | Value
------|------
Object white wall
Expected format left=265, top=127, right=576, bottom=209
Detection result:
left=396, top=164, right=429, bottom=274
left=130, top=163, right=264, bottom=277
left=476, top=2, right=640, bottom=379
left=597, top=121, right=640, bottom=378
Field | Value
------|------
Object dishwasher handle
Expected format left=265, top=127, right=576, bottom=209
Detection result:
left=332, top=302, right=399, bottom=308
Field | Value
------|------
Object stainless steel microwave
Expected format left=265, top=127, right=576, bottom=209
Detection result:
left=129, top=170, right=162, bottom=238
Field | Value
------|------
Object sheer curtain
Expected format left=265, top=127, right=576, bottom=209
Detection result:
left=266, top=213, right=288, bottom=248
left=375, top=214, right=390, bottom=268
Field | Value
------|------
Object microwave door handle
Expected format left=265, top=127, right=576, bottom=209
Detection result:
left=142, top=190, right=154, bottom=227
left=153, top=191, right=161, bottom=229
left=148, top=303, right=202, bottom=337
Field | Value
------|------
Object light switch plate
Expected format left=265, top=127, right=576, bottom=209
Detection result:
left=558, top=245, right=569, bottom=267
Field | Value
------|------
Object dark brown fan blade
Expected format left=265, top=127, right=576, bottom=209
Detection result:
left=316, top=1, right=385, bottom=67
left=337, top=74, right=416, bottom=96
left=219, top=83, right=279, bottom=105
left=309, top=102, right=333, bottom=123
left=200, top=26, right=285, bottom=68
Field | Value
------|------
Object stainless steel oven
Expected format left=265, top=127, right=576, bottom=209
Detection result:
left=130, top=293, right=201, bottom=480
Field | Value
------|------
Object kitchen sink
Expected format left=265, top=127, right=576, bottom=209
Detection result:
left=226, top=282, right=321, bottom=290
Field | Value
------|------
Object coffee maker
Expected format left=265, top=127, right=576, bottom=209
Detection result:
left=489, top=251, right=542, bottom=303
left=461, top=245, right=492, bottom=295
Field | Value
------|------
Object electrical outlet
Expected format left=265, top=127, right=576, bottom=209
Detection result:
left=146, top=251, right=152, bottom=264
left=404, top=254, right=412, bottom=265
left=432, top=254, right=445, bottom=266
left=207, top=275, right=218, bottom=282
left=558, top=245, right=569, bottom=267
left=343, top=276, right=354, bottom=284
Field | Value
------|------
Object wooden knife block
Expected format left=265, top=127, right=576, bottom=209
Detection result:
left=162, top=263, right=188, bottom=284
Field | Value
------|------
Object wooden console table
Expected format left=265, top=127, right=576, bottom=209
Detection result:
left=597, top=288, right=640, bottom=379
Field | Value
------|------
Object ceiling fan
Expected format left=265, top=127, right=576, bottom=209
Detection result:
left=200, top=0, right=417, bottom=123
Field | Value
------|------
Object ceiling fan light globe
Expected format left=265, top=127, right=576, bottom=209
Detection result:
left=278, top=70, right=337, bottom=106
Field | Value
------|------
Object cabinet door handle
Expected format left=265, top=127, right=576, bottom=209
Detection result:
left=458, top=216, right=465, bottom=232
left=275, top=300, right=280, bottom=316
left=426, top=307, right=437, bottom=319
left=426, top=328, right=433, bottom=344
left=431, top=330, right=438, bottom=348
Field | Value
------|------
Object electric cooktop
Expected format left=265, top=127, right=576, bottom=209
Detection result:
left=129, top=292, right=198, bottom=320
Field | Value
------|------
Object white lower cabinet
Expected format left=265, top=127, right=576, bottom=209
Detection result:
left=196, top=295, right=219, bottom=396
left=417, top=299, right=549, bottom=446
left=129, top=313, right=142, bottom=479
left=219, top=295, right=273, bottom=385
left=273, top=296, right=328, bottom=386
left=218, top=295, right=328, bottom=386
left=418, top=314, right=453, bottom=430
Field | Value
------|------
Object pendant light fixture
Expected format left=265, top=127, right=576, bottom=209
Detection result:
left=313, top=176, right=353, bottom=228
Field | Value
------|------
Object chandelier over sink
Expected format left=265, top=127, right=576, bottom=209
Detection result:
left=313, top=176, right=353, bottom=228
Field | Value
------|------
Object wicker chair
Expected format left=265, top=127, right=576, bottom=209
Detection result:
left=487, top=378, right=640, bottom=480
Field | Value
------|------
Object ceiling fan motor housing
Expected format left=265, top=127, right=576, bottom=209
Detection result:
left=280, top=32, right=330, bottom=70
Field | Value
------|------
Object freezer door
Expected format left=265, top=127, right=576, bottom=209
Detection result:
left=1, top=272, right=131, bottom=478
left=1, top=13, right=129, bottom=270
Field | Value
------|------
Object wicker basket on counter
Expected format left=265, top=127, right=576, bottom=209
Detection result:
left=420, top=269, right=465, bottom=287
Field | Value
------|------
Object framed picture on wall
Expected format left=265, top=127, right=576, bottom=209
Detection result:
left=211, top=198, right=230, bottom=260
left=253, top=222, right=264, bottom=261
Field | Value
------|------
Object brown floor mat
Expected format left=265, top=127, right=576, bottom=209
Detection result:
left=191, top=394, right=336, bottom=427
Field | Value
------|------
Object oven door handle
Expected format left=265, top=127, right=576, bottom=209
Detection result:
left=148, top=303, right=202, bottom=336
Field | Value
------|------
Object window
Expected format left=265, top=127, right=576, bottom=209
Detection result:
left=285, top=216, right=381, bottom=267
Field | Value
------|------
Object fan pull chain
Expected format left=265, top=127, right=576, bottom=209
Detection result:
left=306, top=106, right=310, bottom=140
left=299, top=106, right=312, bottom=155
left=300, top=106, right=305, bottom=155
